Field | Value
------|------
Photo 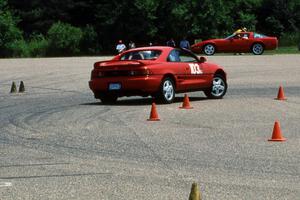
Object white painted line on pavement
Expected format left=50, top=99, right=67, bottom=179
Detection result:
left=0, top=182, right=12, bottom=187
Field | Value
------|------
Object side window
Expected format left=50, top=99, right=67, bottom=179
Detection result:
left=167, top=49, right=197, bottom=62
left=167, top=50, right=180, bottom=62
left=179, top=51, right=197, bottom=62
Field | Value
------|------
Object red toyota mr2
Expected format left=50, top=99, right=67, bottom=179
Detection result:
left=191, top=32, right=278, bottom=55
left=89, top=46, right=227, bottom=104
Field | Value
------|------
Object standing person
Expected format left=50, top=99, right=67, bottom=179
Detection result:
left=234, top=27, right=247, bottom=34
left=116, top=40, right=126, bottom=53
left=166, top=38, right=176, bottom=47
left=179, top=37, right=190, bottom=49
left=128, top=41, right=136, bottom=49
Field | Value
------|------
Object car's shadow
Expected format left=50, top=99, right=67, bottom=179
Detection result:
left=81, top=96, right=208, bottom=106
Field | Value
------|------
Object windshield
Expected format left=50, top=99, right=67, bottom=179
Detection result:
left=120, top=50, right=162, bottom=60
left=225, top=34, right=235, bottom=39
left=254, top=33, right=267, bottom=38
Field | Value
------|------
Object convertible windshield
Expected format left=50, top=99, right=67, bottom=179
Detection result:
left=254, top=33, right=267, bottom=38
left=120, top=50, right=162, bottom=60
left=225, top=34, right=235, bottom=39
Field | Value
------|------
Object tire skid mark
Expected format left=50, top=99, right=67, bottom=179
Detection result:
left=0, top=162, right=70, bottom=168
left=2, top=109, right=171, bottom=163
left=2, top=128, right=164, bottom=162
left=0, top=172, right=113, bottom=180
left=2, top=95, right=172, bottom=164
left=73, top=107, right=112, bottom=126
left=0, top=104, right=19, bottom=110
left=4, top=102, right=91, bottom=133
left=28, top=85, right=85, bottom=94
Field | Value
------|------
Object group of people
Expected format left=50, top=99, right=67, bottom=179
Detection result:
left=116, top=37, right=191, bottom=54
left=116, top=27, right=249, bottom=54
left=166, top=38, right=191, bottom=49
left=116, top=40, right=135, bottom=53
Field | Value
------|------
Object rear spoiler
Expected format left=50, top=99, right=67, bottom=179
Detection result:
left=94, top=60, right=144, bottom=69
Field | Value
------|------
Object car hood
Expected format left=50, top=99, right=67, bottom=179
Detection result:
left=192, top=39, right=225, bottom=47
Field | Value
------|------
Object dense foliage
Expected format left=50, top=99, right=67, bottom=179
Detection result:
left=1, top=0, right=299, bottom=57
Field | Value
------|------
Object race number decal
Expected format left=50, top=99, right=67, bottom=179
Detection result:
left=189, top=63, right=203, bottom=74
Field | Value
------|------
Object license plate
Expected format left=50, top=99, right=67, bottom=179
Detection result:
left=109, top=83, right=121, bottom=90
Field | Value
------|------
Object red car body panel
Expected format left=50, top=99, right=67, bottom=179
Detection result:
left=89, top=46, right=226, bottom=99
left=191, top=32, right=278, bottom=54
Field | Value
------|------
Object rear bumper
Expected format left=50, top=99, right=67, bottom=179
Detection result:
left=89, top=75, right=162, bottom=98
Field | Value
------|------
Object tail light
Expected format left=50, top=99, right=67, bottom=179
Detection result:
left=129, top=68, right=152, bottom=76
left=91, top=69, right=98, bottom=79
left=91, top=68, right=152, bottom=79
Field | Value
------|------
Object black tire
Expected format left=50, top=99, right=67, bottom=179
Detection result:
left=156, top=77, right=175, bottom=104
left=99, top=93, right=118, bottom=104
left=203, top=44, right=216, bottom=55
left=251, top=43, right=264, bottom=55
left=204, top=74, right=227, bottom=99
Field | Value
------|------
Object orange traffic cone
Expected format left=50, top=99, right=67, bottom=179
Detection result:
left=275, top=85, right=287, bottom=100
left=179, top=94, right=193, bottom=109
left=147, top=103, right=160, bottom=121
left=268, top=121, right=286, bottom=142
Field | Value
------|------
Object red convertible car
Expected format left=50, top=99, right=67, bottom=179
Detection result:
left=89, top=46, right=227, bottom=104
left=191, top=32, right=278, bottom=55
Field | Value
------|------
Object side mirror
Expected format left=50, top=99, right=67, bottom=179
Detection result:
left=199, top=56, right=207, bottom=63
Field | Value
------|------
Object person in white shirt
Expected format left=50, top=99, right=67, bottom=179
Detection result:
left=116, top=40, right=126, bottom=53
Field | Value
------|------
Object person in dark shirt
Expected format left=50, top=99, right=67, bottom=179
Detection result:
left=166, top=38, right=176, bottom=47
left=179, top=37, right=190, bottom=49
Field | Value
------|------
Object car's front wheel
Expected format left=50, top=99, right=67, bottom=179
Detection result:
left=99, top=93, right=118, bottom=104
left=204, top=75, right=227, bottom=99
left=156, top=77, right=175, bottom=104
left=251, top=43, right=264, bottom=55
left=203, top=44, right=216, bottom=55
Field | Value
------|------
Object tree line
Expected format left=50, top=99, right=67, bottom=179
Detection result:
left=1, top=0, right=299, bottom=57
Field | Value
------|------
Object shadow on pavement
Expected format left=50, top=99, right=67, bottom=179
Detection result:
left=81, top=96, right=208, bottom=106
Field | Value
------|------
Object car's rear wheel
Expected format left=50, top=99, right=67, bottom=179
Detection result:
left=203, top=44, right=216, bottom=55
left=251, top=43, right=264, bottom=55
left=156, top=77, right=175, bottom=104
left=99, top=93, right=118, bottom=104
left=204, top=74, right=227, bottom=99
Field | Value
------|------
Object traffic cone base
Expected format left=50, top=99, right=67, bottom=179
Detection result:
left=275, top=86, right=287, bottom=100
left=147, top=103, right=160, bottom=121
left=19, top=81, right=25, bottom=93
left=268, top=121, right=286, bottom=142
left=179, top=94, right=193, bottom=109
left=10, top=82, right=17, bottom=93
left=147, top=118, right=160, bottom=121
left=268, top=138, right=286, bottom=142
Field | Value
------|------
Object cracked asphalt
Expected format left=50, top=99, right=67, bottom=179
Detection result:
left=0, top=55, right=299, bottom=199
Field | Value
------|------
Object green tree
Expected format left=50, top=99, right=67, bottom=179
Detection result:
left=0, top=0, right=23, bottom=57
left=47, top=21, right=82, bottom=56
left=257, top=0, right=300, bottom=36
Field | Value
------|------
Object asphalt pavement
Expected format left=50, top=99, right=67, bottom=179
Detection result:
left=0, top=55, right=299, bottom=199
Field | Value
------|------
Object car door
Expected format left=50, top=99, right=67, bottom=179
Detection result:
left=167, top=49, right=207, bottom=90
left=166, top=49, right=189, bottom=91
left=229, top=33, right=251, bottom=52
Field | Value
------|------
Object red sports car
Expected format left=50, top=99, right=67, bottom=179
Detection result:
left=89, top=46, right=227, bottom=104
left=191, top=32, right=278, bottom=55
